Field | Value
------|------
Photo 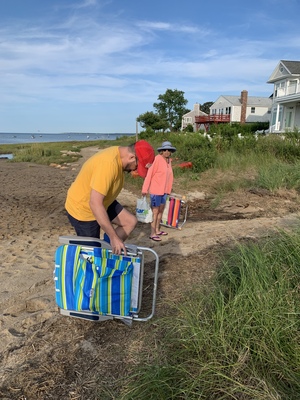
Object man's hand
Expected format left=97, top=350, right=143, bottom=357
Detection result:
left=110, top=235, right=127, bottom=255
left=90, top=189, right=128, bottom=255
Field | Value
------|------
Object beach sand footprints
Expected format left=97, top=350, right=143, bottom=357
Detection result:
left=1, top=278, right=57, bottom=352
left=0, top=210, right=60, bottom=354
left=0, top=157, right=87, bottom=359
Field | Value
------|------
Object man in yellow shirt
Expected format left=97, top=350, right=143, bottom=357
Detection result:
left=65, top=142, right=154, bottom=255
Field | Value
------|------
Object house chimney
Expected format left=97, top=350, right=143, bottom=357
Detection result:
left=240, top=90, right=248, bottom=124
left=193, top=103, right=200, bottom=116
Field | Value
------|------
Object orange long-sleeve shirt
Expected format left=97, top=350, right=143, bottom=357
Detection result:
left=142, top=154, right=173, bottom=195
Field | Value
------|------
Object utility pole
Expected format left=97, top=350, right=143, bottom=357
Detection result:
left=135, top=119, right=139, bottom=142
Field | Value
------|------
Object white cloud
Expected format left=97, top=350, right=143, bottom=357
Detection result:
left=136, top=20, right=208, bottom=35
left=0, top=0, right=299, bottom=132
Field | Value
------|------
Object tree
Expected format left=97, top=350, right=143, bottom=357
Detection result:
left=200, top=101, right=213, bottom=115
left=137, top=111, right=168, bottom=132
left=153, top=89, right=188, bottom=132
left=183, top=124, right=194, bottom=133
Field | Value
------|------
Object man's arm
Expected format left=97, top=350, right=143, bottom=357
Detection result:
left=89, top=189, right=126, bottom=255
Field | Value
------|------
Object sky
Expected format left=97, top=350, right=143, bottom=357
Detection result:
left=0, top=0, right=299, bottom=134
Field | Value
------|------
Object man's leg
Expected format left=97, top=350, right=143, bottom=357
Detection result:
left=109, top=207, right=137, bottom=240
left=66, top=212, right=100, bottom=238
left=66, top=201, right=137, bottom=241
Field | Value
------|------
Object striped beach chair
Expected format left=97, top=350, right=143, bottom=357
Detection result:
left=161, top=195, right=188, bottom=230
left=54, top=236, right=159, bottom=325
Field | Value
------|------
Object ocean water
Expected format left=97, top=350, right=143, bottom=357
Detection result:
left=0, top=132, right=135, bottom=145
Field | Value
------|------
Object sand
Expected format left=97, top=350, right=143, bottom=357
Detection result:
left=1, top=147, right=299, bottom=399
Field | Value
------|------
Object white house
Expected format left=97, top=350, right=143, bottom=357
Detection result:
left=210, top=91, right=272, bottom=123
left=267, top=60, right=300, bottom=133
left=195, top=90, right=272, bottom=131
left=181, top=103, right=208, bottom=131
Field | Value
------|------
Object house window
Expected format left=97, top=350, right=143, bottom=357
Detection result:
left=288, top=80, right=297, bottom=95
left=225, top=107, right=231, bottom=115
left=276, top=82, right=285, bottom=89
left=275, top=81, right=286, bottom=97
left=251, top=107, right=255, bottom=113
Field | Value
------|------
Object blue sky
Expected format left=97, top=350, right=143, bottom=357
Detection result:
left=0, top=0, right=299, bottom=134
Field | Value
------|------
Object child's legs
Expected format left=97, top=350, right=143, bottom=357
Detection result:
left=155, top=204, right=165, bottom=233
left=150, top=194, right=167, bottom=236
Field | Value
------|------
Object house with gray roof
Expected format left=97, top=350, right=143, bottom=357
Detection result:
left=195, top=90, right=272, bottom=131
left=267, top=60, right=300, bottom=133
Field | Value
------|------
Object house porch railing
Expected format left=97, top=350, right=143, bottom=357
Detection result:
left=195, top=114, right=231, bottom=123
left=195, top=114, right=231, bottom=132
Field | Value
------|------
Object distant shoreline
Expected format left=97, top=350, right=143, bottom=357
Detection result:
left=0, top=132, right=135, bottom=145
left=59, top=132, right=134, bottom=135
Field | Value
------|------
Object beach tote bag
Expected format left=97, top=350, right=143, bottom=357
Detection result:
left=136, top=196, right=153, bottom=223
left=54, top=245, right=134, bottom=316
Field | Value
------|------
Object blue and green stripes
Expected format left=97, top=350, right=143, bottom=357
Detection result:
left=54, top=244, right=136, bottom=317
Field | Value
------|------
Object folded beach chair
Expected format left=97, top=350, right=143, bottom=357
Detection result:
left=161, top=195, right=188, bottom=230
left=54, top=235, right=159, bottom=326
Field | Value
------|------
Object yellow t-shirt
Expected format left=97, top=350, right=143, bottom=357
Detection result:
left=65, top=146, right=124, bottom=221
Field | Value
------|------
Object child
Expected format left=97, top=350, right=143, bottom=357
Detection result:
left=142, top=141, right=176, bottom=241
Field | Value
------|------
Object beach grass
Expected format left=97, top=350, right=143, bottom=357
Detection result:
left=120, top=229, right=300, bottom=399
left=3, top=131, right=300, bottom=196
left=2, top=130, right=300, bottom=196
